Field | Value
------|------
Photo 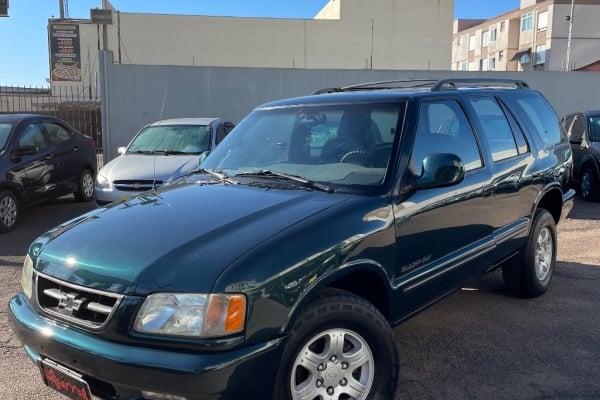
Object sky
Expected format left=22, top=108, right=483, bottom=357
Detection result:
left=0, top=0, right=521, bottom=86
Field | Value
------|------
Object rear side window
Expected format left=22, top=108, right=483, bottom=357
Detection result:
left=511, top=92, right=562, bottom=147
left=469, top=97, right=519, bottom=161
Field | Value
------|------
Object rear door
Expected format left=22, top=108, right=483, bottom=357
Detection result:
left=10, top=119, right=60, bottom=204
left=41, top=120, right=86, bottom=189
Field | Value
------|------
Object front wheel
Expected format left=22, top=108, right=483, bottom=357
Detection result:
left=502, top=209, right=557, bottom=298
left=74, top=168, right=95, bottom=202
left=273, top=288, right=398, bottom=400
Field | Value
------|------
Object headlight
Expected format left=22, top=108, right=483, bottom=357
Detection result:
left=134, top=293, right=246, bottom=338
left=21, top=254, right=34, bottom=299
left=95, top=172, right=111, bottom=189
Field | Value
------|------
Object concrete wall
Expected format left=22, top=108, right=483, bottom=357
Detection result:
left=54, top=0, right=454, bottom=97
left=100, top=53, right=600, bottom=161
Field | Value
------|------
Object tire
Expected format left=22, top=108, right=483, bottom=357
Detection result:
left=502, top=209, right=557, bottom=298
left=273, top=288, right=398, bottom=400
left=74, top=168, right=95, bottom=202
left=580, top=167, right=598, bottom=201
left=0, top=190, right=19, bottom=233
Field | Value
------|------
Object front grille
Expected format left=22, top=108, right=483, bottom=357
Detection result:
left=113, top=179, right=163, bottom=192
left=36, top=273, right=123, bottom=330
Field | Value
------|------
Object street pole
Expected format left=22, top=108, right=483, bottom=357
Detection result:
left=102, top=0, right=109, bottom=51
left=58, top=0, right=64, bottom=19
left=565, top=0, right=575, bottom=71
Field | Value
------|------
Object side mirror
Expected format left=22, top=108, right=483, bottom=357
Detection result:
left=117, top=146, right=127, bottom=155
left=14, top=145, right=39, bottom=157
left=569, top=135, right=582, bottom=145
left=416, top=153, right=464, bottom=189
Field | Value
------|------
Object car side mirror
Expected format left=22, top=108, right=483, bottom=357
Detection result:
left=416, top=153, right=464, bottom=189
left=569, top=135, right=582, bottom=145
left=117, top=146, right=127, bottom=155
left=14, top=145, right=39, bottom=157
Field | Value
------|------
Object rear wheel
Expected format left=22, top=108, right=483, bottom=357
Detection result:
left=502, top=209, right=556, bottom=298
left=580, top=167, right=598, bottom=201
left=74, top=168, right=95, bottom=202
left=273, top=288, right=398, bottom=400
left=0, top=190, right=19, bottom=233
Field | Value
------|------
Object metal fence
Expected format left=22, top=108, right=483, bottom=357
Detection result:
left=0, top=85, right=103, bottom=168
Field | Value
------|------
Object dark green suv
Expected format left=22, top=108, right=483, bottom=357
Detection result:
left=9, top=79, right=575, bottom=400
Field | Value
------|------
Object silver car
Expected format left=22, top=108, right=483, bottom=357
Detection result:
left=95, top=117, right=234, bottom=206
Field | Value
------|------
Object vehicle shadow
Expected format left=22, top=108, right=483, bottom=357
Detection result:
left=566, top=196, right=600, bottom=221
left=0, top=196, right=97, bottom=257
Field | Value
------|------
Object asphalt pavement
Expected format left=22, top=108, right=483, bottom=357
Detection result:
left=0, top=196, right=598, bottom=399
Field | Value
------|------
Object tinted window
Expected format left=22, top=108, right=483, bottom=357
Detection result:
left=589, top=116, right=600, bottom=141
left=469, top=97, right=519, bottom=161
left=411, top=100, right=482, bottom=175
left=43, top=122, right=73, bottom=144
left=18, top=123, right=47, bottom=149
left=512, top=92, right=562, bottom=147
left=0, top=123, right=12, bottom=150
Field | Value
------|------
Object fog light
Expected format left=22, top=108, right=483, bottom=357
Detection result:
left=141, top=391, right=186, bottom=400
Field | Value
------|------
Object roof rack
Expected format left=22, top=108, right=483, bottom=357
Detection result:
left=314, top=78, right=529, bottom=95
left=430, top=78, right=529, bottom=91
left=313, top=79, right=439, bottom=94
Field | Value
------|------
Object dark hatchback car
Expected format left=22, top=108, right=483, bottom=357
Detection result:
left=561, top=110, right=600, bottom=201
left=0, top=114, right=96, bottom=232
left=9, top=79, right=574, bottom=400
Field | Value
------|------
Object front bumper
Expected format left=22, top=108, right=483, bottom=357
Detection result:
left=8, top=293, right=285, bottom=400
left=94, top=184, right=144, bottom=206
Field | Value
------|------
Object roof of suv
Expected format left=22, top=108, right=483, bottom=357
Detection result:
left=258, top=78, right=532, bottom=109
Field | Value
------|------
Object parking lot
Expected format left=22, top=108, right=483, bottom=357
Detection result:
left=0, top=196, right=598, bottom=399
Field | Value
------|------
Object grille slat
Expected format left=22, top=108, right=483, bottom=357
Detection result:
left=36, top=273, right=123, bottom=330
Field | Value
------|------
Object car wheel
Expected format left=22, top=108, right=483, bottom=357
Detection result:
left=580, top=167, right=598, bottom=201
left=0, top=190, right=19, bottom=233
left=502, top=209, right=556, bottom=298
left=273, top=288, right=398, bottom=400
left=74, top=168, right=95, bottom=202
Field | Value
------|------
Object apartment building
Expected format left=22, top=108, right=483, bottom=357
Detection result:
left=452, top=0, right=600, bottom=72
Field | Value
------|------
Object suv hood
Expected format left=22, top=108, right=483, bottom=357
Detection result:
left=31, top=182, right=347, bottom=295
left=100, top=154, right=201, bottom=182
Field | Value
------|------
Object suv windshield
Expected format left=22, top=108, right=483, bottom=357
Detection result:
left=127, top=124, right=211, bottom=154
left=202, top=102, right=405, bottom=187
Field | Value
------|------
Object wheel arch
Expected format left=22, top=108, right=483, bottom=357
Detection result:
left=284, top=263, right=392, bottom=333
left=535, top=186, right=563, bottom=224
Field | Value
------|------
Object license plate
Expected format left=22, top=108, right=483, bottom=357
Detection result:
left=40, top=359, right=93, bottom=400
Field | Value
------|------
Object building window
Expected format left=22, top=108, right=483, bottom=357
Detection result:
left=490, top=28, right=497, bottom=42
left=500, top=21, right=506, bottom=32
left=489, top=57, right=496, bottom=70
left=499, top=50, right=504, bottom=61
left=461, top=61, right=468, bottom=71
left=482, top=31, right=489, bottom=47
left=480, top=58, right=490, bottom=71
left=521, top=12, right=533, bottom=32
left=469, top=35, right=476, bottom=51
left=457, top=37, right=462, bottom=47
left=535, top=44, right=546, bottom=64
left=538, top=11, right=548, bottom=31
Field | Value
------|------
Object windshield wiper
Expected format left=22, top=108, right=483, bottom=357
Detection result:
left=234, top=170, right=334, bottom=193
left=130, top=150, right=187, bottom=155
left=194, top=168, right=238, bottom=184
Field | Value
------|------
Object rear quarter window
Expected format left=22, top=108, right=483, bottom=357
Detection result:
left=508, top=91, right=564, bottom=148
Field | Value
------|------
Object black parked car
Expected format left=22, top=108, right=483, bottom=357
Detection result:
left=0, top=114, right=96, bottom=232
left=9, top=79, right=574, bottom=399
left=561, top=110, right=600, bottom=201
